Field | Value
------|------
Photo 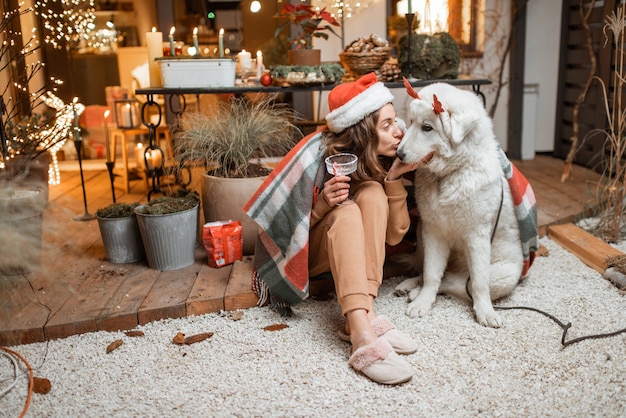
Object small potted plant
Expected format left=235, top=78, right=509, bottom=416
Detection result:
left=274, top=3, right=341, bottom=65
left=96, top=202, right=145, bottom=264
left=134, top=191, right=200, bottom=271
left=172, top=95, right=301, bottom=255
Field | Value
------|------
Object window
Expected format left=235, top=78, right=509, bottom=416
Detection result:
left=392, top=0, right=484, bottom=56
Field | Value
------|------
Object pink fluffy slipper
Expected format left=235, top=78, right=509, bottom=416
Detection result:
left=338, top=315, right=418, bottom=355
left=348, top=337, right=414, bottom=385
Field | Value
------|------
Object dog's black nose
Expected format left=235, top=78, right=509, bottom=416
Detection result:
left=396, top=148, right=405, bottom=161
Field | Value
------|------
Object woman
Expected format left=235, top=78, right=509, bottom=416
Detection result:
left=245, top=73, right=418, bottom=385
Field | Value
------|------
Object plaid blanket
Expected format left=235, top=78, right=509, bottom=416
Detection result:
left=243, top=129, right=328, bottom=309
left=497, top=147, right=539, bottom=276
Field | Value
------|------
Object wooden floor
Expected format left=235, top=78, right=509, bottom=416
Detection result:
left=0, top=154, right=603, bottom=346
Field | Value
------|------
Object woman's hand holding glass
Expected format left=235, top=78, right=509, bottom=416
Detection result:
left=324, top=153, right=358, bottom=206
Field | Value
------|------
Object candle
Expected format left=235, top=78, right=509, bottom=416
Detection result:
left=193, top=27, right=199, bottom=56
left=238, top=49, right=251, bottom=71
left=72, top=97, right=81, bottom=141
left=169, top=26, right=176, bottom=57
left=123, top=103, right=133, bottom=127
left=218, top=28, right=224, bottom=58
left=135, top=143, right=145, bottom=169
left=146, top=27, right=163, bottom=87
left=103, top=109, right=111, bottom=162
left=256, top=50, right=263, bottom=80
left=407, top=0, right=412, bottom=14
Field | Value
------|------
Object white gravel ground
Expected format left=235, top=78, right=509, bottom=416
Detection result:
left=3, top=236, right=626, bottom=417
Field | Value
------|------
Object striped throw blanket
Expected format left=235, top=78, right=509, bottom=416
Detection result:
left=243, top=129, right=328, bottom=310
left=497, top=147, right=539, bottom=276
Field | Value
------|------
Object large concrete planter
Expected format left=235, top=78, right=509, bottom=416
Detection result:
left=0, top=188, right=46, bottom=275
left=201, top=174, right=265, bottom=256
left=97, top=215, right=145, bottom=263
left=135, top=204, right=199, bottom=270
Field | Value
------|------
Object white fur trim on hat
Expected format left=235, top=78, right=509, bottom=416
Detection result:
left=325, top=82, right=395, bottom=133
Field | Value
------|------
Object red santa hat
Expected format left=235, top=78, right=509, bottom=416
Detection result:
left=325, top=72, right=395, bottom=133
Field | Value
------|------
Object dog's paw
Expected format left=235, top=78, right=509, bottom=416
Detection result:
left=394, top=276, right=420, bottom=297
left=405, top=296, right=434, bottom=318
left=475, top=309, right=503, bottom=328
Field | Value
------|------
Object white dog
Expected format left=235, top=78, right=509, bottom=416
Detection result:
left=394, top=81, right=538, bottom=328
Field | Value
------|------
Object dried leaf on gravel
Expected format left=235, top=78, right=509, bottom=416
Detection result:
left=106, top=339, right=123, bottom=353
left=183, top=332, right=214, bottom=345
left=263, top=324, right=289, bottom=332
left=172, top=332, right=186, bottom=345
left=229, top=311, right=244, bottom=321
left=172, top=332, right=214, bottom=345
left=33, top=377, right=51, bottom=394
left=124, top=330, right=145, bottom=337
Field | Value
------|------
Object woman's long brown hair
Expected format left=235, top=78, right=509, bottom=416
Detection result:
left=322, top=109, right=393, bottom=183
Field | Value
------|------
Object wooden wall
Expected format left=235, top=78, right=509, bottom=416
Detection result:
left=554, top=0, right=620, bottom=171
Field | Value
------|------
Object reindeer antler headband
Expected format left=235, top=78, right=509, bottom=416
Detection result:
left=403, top=78, right=446, bottom=115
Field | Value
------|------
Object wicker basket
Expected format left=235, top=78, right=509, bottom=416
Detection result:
left=339, top=48, right=391, bottom=78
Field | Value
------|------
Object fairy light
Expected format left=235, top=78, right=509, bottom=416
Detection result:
left=39, top=93, right=82, bottom=184
left=33, top=0, right=96, bottom=49
left=1, top=2, right=88, bottom=183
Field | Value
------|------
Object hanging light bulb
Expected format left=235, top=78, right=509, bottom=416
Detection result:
left=250, top=0, right=261, bottom=13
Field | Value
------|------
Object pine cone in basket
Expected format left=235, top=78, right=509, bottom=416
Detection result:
left=378, top=61, right=402, bottom=82
left=344, top=34, right=390, bottom=53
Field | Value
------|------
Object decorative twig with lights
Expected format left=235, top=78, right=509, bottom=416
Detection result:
left=0, top=1, right=91, bottom=188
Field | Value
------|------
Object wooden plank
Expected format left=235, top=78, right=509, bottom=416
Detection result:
left=224, top=256, right=258, bottom=311
left=0, top=275, right=48, bottom=345
left=186, top=263, right=231, bottom=316
left=45, top=265, right=128, bottom=340
left=96, top=265, right=159, bottom=332
left=547, top=223, right=623, bottom=273
left=137, top=261, right=200, bottom=325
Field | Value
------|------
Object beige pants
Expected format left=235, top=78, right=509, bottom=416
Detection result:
left=308, top=181, right=389, bottom=316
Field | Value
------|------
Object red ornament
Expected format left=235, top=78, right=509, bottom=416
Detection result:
left=260, top=73, right=273, bottom=87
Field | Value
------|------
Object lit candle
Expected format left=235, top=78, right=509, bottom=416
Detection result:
left=218, top=28, right=224, bottom=58
left=193, top=27, right=199, bottom=56
left=123, top=103, right=133, bottom=127
left=72, top=97, right=81, bottom=141
left=256, top=50, right=263, bottom=80
left=103, top=109, right=111, bottom=162
left=238, top=49, right=251, bottom=71
left=146, top=27, right=163, bottom=86
left=169, top=26, right=176, bottom=57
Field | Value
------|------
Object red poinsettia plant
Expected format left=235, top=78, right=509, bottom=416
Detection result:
left=274, top=3, right=341, bottom=50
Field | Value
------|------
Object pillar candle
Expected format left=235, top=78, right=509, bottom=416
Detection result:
left=122, top=103, right=133, bottom=127
left=238, top=49, right=251, bottom=70
left=146, top=27, right=163, bottom=87
left=169, top=26, right=176, bottom=57
left=135, top=143, right=144, bottom=169
left=103, top=110, right=111, bottom=162
left=256, top=50, right=263, bottom=80
left=72, top=97, right=81, bottom=141
left=193, top=27, right=199, bottom=55
left=218, top=28, right=224, bottom=58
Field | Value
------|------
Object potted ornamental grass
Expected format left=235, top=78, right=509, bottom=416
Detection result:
left=172, top=95, right=301, bottom=255
left=96, top=202, right=145, bottom=264
left=274, top=3, right=341, bottom=65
